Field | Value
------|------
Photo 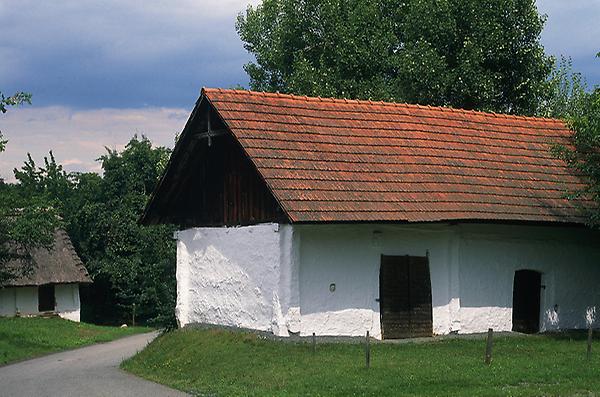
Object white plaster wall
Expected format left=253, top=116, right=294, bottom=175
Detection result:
left=0, top=288, right=17, bottom=316
left=55, top=284, right=81, bottom=322
left=295, top=223, right=600, bottom=339
left=15, top=287, right=38, bottom=315
left=274, top=224, right=301, bottom=335
left=295, top=224, right=454, bottom=339
left=176, top=224, right=287, bottom=332
left=458, top=224, right=600, bottom=333
left=0, top=284, right=82, bottom=321
left=178, top=221, right=600, bottom=339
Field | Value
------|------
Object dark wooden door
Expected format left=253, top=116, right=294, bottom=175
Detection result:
left=512, top=270, right=541, bottom=334
left=379, top=255, right=433, bottom=339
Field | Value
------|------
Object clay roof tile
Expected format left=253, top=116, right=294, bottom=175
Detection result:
left=196, top=88, right=591, bottom=224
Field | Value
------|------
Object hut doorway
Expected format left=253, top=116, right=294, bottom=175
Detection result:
left=38, top=284, right=55, bottom=312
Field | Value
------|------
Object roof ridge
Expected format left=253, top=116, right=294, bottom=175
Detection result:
left=55, top=228, right=91, bottom=279
left=202, top=87, right=564, bottom=124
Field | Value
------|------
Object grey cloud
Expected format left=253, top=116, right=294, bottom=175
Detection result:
left=0, top=1, right=260, bottom=109
left=1, top=1, right=598, bottom=112
left=537, top=0, right=600, bottom=86
left=0, top=0, right=598, bottom=184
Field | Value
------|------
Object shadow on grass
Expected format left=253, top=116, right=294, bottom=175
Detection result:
left=542, top=329, right=600, bottom=341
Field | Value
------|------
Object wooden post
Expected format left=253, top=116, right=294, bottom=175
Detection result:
left=312, top=332, right=316, bottom=354
left=132, top=303, right=136, bottom=327
left=365, top=330, right=371, bottom=369
left=587, top=326, right=593, bottom=360
left=484, top=328, right=493, bottom=365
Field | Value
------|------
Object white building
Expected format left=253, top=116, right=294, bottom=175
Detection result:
left=0, top=229, right=92, bottom=322
left=142, top=88, right=600, bottom=339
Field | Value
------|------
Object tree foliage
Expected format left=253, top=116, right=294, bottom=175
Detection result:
left=1, top=88, right=176, bottom=324
left=554, top=87, right=600, bottom=226
left=0, top=191, right=60, bottom=285
left=71, top=137, right=176, bottom=326
left=9, top=136, right=176, bottom=326
left=0, top=91, right=31, bottom=114
left=237, top=0, right=552, bottom=114
left=545, top=55, right=600, bottom=226
left=0, top=91, right=32, bottom=152
left=568, top=88, right=600, bottom=226
left=539, top=56, right=588, bottom=119
left=0, top=92, right=60, bottom=285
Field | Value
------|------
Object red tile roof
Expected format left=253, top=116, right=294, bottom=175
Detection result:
left=203, top=88, right=591, bottom=224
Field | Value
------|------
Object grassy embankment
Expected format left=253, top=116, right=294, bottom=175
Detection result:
left=123, top=327, right=600, bottom=397
left=0, top=316, right=151, bottom=365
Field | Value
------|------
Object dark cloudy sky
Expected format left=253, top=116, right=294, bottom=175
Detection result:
left=1, top=0, right=598, bottom=181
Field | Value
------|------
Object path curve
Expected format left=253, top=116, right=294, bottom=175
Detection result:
left=0, top=331, right=189, bottom=397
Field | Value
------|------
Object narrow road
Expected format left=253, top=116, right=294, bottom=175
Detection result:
left=0, top=332, right=189, bottom=397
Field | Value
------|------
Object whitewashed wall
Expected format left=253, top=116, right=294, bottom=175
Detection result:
left=0, top=286, right=38, bottom=316
left=459, top=224, right=600, bottom=333
left=175, top=224, right=299, bottom=334
left=55, top=284, right=81, bottom=322
left=295, top=224, right=455, bottom=339
left=177, top=222, right=600, bottom=339
left=0, top=284, right=82, bottom=321
left=296, top=223, right=600, bottom=338
left=15, top=287, right=38, bottom=315
left=0, top=288, right=18, bottom=316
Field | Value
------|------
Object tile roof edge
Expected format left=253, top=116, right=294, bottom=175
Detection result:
left=202, top=87, right=566, bottom=125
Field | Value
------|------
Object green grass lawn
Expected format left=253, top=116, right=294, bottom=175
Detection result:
left=0, top=316, right=151, bottom=365
left=123, top=327, right=600, bottom=397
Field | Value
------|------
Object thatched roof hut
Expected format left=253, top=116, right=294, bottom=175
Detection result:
left=0, top=229, right=91, bottom=322
left=3, top=229, right=91, bottom=287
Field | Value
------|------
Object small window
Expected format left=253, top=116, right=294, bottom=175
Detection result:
left=38, top=284, right=55, bottom=312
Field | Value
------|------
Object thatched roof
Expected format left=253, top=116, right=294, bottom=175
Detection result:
left=3, top=229, right=92, bottom=287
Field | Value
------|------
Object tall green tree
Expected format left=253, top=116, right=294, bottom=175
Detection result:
left=539, top=56, right=588, bottom=119
left=0, top=92, right=59, bottom=285
left=545, top=54, right=600, bottom=226
left=13, top=137, right=177, bottom=326
left=0, top=188, right=59, bottom=285
left=237, top=0, right=552, bottom=115
left=74, top=137, right=176, bottom=326
left=566, top=87, right=600, bottom=226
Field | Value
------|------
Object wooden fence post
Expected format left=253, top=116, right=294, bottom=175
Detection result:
left=312, top=332, right=316, bottom=354
left=484, top=328, right=493, bottom=365
left=587, top=326, right=593, bottom=360
left=132, top=303, right=136, bottom=327
left=365, top=330, right=371, bottom=369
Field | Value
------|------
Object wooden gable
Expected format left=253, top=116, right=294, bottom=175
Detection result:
left=141, top=98, right=286, bottom=227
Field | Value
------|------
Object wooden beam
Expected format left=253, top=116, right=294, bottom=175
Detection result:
left=191, top=108, right=228, bottom=146
left=193, top=129, right=228, bottom=140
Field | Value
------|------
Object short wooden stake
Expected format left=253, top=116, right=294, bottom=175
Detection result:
left=132, top=303, right=136, bottom=327
left=365, top=330, right=371, bottom=369
left=587, top=326, right=593, bottom=360
left=484, top=328, right=493, bottom=365
left=312, top=332, right=316, bottom=354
